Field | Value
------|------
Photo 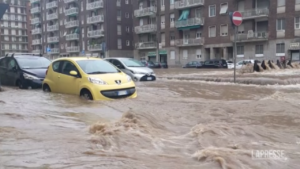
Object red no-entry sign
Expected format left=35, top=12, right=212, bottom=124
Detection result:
left=232, top=11, right=243, bottom=26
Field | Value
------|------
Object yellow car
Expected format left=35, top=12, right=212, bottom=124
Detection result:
left=42, top=57, right=137, bottom=100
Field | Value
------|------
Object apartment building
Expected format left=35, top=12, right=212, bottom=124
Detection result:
left=0, top=0, right=31, bottom=56
left=29, top=0, right=133, bottom=58
left=133, top=0, right=300, bottom=66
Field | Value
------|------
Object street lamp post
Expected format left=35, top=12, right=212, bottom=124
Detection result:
left=155, top=0, right=160, bottom=62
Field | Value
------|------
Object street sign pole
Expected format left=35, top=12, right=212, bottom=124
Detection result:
left=231, top=11, right=243, bottom=84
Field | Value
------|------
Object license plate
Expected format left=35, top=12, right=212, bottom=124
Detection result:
left=147, top=77, right=152, bottom=80
left=118, top=90, right=127, bottom=96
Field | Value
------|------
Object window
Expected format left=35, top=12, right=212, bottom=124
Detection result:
left=125, top=0, right=129, bottom=4
left=195, top=8, right=201, bottom=18
left=196, top=30, right=201, bottom=38
left=161, top=0, right=165, bottom=7
left=117, top=39, right=122, bottom=49
left=297, top=0, right=300, bottom=4
left=0, top=58, right=7, bottom=68
left=277, top=0, right=285, bottom=6
left=117, top=0, right=121, bottom=6
left=61, top=61, right=79, bottom=75
left=7, top=59, right=17, bottom=70
left=277, top=19, right=285, bottom=31
left=276, top=43, right=285, bottom=53
left=170, top=51, right=175, bottom=60
left=117, top=25, right=121, bottom=35
left=220, top=24, right=228, bottom=36
left=170, top=31, right=175, bottom=40
left=220, top=3, right=228, bottom=14
left=255, top=45, right=264, bottom=55
left=126, top=40, right=130, bottom=46
left=196, top=49, right=201, bottom=59
left=117, top=10, right=121, bottom=21
left=52, top=61, right=61, bottom=72
left=295, top=17, right=300, bottom=29
left=237, top=46, right=244, bottom=55
left=209, top=5, right=216, bottom=17
left=209, top=26, right=216, bottom=37
left=125, top=12, right=129, bottom=18
left=126, top=26, right=130, bottom=32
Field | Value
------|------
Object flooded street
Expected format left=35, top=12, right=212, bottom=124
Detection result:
left=1, top=68, right=300, bottom=169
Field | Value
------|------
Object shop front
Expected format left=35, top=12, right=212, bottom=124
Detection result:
left=289, top=42, right=300, bottom=62
left=147, top=50, right=168, bottom=63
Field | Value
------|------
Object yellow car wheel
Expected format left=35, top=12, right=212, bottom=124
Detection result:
left=80, top=89, right=93, bottom=100
left=43, top=84, right=51, bottom=92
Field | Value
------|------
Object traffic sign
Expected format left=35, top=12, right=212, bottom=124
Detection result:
left=232, top=11, right=243, bottom=26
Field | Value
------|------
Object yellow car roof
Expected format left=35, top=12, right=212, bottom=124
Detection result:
left=53, top=57, right=102, bottom=61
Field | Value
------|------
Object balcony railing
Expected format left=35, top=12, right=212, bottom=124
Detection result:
left=134, top=6, right=156, bottom=17
left=66, top=34, right=79, bottom=41
left=47, top=36, right=59, bottom=43
left=46, top=1, right=57, bottom=9
left=65, top=8, right=79, bottom=16
left=31, top=18, right=41, bottom=24
left=64, top=0, right=76, bottom=3
left=31, top=28, right=41, bottom=35
left=47, top=48, right=60, bottom=54
left=32, top=49, right=41, bottom=53
left=66, top=46, right=80, bottom=53
left=30, top=0, right=40, bottom=3
left=65, top=20, right=79, bottom=28
left=175, top=17, right=204, bottom=28
left=134, top=24, right=157, bottom=34
left=235, top=31, right=269, bottom=42
left=175, top=38, right=204, bottom=46
left=87, top=15, right=104, bottom=24
left=175, top=0, right=204, bottom=9
left=135, top=42, right=157, bottom=49
left=47, top=24, right=59, bottom=32
left=32, top=39, right=41, bottom=45
left=31, top=7, right=41, bottom=14
left=46, top=13, right=58, bottom=20
left=87, top=29, right=104, bottom=38
left=240, top=8, right=269, bottom=20
left=88, top=44, right=103, bottom=51
left=86, top=1, right=103, bottom=10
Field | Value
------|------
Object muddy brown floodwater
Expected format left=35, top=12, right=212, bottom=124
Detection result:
left=1, top=68, right=300, bottom=169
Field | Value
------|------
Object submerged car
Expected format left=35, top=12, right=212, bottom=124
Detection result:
left=105, top=57, right=156, bottom=82
left=0, top=53, right=51, bottom=89
left=42, top=57, right=137, bottom=100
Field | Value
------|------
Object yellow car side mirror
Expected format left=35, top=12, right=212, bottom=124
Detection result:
left=70, top=70, right=78, bottom=76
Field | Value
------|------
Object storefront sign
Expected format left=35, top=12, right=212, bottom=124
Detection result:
left=148, top=50, right=168, bottom=56
left=289, top=43, right=300, bottom=49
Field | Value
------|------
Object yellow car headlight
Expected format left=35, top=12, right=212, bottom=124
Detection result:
left=88, top=77, right=107, bottom=85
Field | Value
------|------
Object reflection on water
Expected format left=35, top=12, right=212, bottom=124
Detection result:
left=1, top=69, right=300, bottom=168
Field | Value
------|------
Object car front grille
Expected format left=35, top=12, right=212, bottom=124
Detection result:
left=100, top=87, right=136, bottom=99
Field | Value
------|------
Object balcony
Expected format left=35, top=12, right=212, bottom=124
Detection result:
left=46, top=13, right=58, bottom=20
left=47, top=24, right=59, bottom=32
left=87, top=29, right=104, bottom=38
left=175, top=17, right=204, bottom=28
left=86, top=1, right=103, bottom=10
left=66, top=46, right=80, bottom=53
left=47, top=36, right=59, bottom=43
left=31, top=7, right=41, bottom=14
left=134, top=24, right=157, bottom=34
left=31, top=18, right=41, bottom=24
left=32, top=49, right=41, bottom=53
left=31, top=28, right=42, bottom=35
left=135, top=42, right=157, bottom=49
left=66, top=34, right=79, bottom=41
left=46, top=1, right=57, bottom=9
left=64, top=0, right=76, bottom=3
left=47, top=48, right=60, bottom=54
left=175, top=0, right=204, bottom=9
left=234, top=31, right=269, bottom=42
left=32, top=39, right=41, bottom=45
left=134, top=6, right=156, bottom=17
left=175, top=38, right=204, bottom=47
left=88, top=44, right=103, bottom=51
left=65, top=8, right=79, bottom=16
left=30, top=0, right=40, bottom=3
left=240, top=8, right=269, bottom=20
left=87, top=15, right=104, bottom=24
left=65, top=20, right=79, bottom=28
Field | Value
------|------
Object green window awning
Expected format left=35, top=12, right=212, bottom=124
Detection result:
left=148, top=50, right=167, bottom=56
left=178, top=10, right=190, bottom=21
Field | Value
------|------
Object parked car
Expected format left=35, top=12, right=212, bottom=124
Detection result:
left=160, top=62, right=168, bottom=68
left=183, top=61, right=202, bottom=68
left=141, top=60, right=155, bottom=67
left=0, top=53, right=51, bottom=89
left=152, top=62, right=162, bottom=68
left=198, top=59, right=228, bottom=68
left=105, top=57, right=156, bottom=82
left=43, top=57, right=137, bottom=100
left=235, top=59, right=261, bottom=69
left=227, top=60, right=234, bottom=69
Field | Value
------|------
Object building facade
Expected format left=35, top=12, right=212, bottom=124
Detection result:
left=29, top=0, right=133, bottom=59
left=0, top=0, right=31, bottom=56
left=133, top=0, right=300, bottom=66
